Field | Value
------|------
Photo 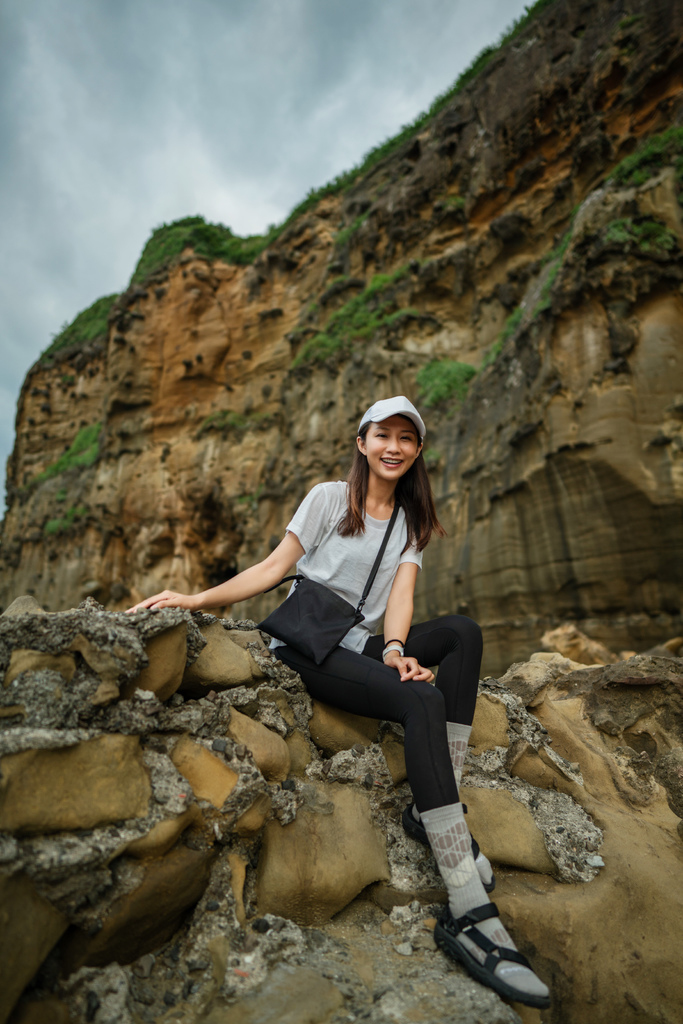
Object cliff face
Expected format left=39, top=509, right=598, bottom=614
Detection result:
left=3, top=0, right=683, bottom=674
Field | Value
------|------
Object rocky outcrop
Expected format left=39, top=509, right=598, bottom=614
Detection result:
left=2, top=0, right=683, bottom=675
left=1, top=599, right=682, bottom=1024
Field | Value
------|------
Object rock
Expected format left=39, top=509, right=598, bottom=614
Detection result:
left=121, top=622, right=187, bottom=701
left=1, top=596, right=45, bottom=617
left=284, top=729, right=313, bottom=776
left=0, top=735, right=151, bottom=834
left=498, top=652, right=588, bottom=707
left=124, top=804, right=202, bottom=859
left=654, top=747, right=683, bottom=819
left=256, top=783, right=389, bottom=924
left=4, top=649, right=76, bottom=686
left=202, top=965, right=344, bottom=1024
left=226, top=708, right=290, bottom=781
left=234, top=791, right=272, bottom=836
left=7, top=998, right=71, bottom=1024
left=227, top=851, right=248, bottom=926
left=309, top=701, right=380, bottom=755
left=0, top=873, right=68, bottom=1024
left=60, top=845, right=216, bottom=972
left=170, top=735, right=239, bottom=808
left=460, top=786, right=555, bottom=875
left=541, top=624, right=619, bottom=666
left=381, top=734, right=407, bottom=784
left=469, top=692, right=510, bottom=752
left=180, top=623, right=262, bottom=695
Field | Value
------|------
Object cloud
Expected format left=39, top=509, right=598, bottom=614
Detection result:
left=0, top=0, right=531, bottom=502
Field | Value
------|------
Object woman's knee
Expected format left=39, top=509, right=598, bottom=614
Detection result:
left=436, top=614, right=483, bottom=652
left=404, top=680, right=447, bottom=723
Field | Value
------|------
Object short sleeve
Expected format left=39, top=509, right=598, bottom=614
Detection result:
left=399, top=543, right=423, bottom=570
left=286, top=482, right=344, bottom=553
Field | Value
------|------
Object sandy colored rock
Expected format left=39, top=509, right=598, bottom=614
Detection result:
left=508, top=741, right=583, bottom=799
left=234, top=791, right=271, bottom=836
left=284, top=729, right=313, bottom=776
left=61, top=845, right=216, bottom=972
left=204, top=966, right=344, bottom=1024
left=121, top=622, right=187, bottom=700
left=469, top=692, right=509, bottom=754
left=309, top=701, right=380, bottom=756
left=499, top=679, right=683, bottom=1022
left=460, top=786, right=555, bottom=874
left=226, top=708, right=290, bottom=781
left=227, top=627, right=270, bottom=656
left=256, top=783, right=389, bottom=924
left=7, top=998, right=71, bottom=1024
left=181, top=622, right=262, bottom=694
left=227, top=851, right=248, bottom=926
left=0, top=735, right=151, bottom=834
left=4, top=649, right=76, bottom=686
left=68, top=632, right=138, bottom=687
left=0, top=873, right=68, bottom=1024
left=125, top=804, right=202, bottom=858
left=541, top=624, right=619, bottom=666
left=1, top=596, right=45, bottom=617
left=381, top=734, right=407, bottom=784
left=171, top=735, right=239, bottom=808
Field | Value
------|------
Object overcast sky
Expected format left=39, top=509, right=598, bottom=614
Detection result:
left=1, top=0, right=531, bottom=503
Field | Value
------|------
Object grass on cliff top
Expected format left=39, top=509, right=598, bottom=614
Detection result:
left=31, top=423, right=101, bottom=486
left=130, top=216, right=281, bottom=285
left=291, top=268, right=413, bottom=366
left=41, top=294, right=118, bottom=362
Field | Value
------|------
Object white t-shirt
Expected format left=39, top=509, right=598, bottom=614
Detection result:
left=270, top=481, right=423, bottom=654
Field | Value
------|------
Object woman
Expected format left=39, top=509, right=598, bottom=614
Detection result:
left=130, top=396, right=550, bottom=1009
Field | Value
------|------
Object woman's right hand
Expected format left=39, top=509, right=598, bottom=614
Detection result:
left=126, top=590, right=199, bottom=613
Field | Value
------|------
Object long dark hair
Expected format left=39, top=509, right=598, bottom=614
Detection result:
left=338, top=420, right=445, bottom=551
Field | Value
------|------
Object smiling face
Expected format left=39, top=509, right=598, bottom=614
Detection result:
left=357, top=414, right=422, bottom=483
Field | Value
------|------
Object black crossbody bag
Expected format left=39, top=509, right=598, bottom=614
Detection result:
left=258, top=503, right=399, bottom=665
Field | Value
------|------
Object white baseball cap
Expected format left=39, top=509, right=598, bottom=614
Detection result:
left=358, top=396, right=426, bottom=440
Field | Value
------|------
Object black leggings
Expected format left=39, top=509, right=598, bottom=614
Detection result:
left=274, top=615, right=483, bottom=813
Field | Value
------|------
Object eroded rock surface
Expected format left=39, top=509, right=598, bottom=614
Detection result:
left=1, top=601, right=681, bottom=1024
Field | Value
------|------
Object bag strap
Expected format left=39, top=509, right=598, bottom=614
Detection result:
left=356, top=500, right=400, bottom=614
left=262, top=501, right=400, bottom=606
left=262, top=574, right=303, bottom=595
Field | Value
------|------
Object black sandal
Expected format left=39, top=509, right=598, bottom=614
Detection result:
left=434, top=903, right=551, bottom=1009
left=401, top=804, right=496, bottom=893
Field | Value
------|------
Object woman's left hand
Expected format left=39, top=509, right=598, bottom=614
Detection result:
left=384, top=651, right=435, bottom=683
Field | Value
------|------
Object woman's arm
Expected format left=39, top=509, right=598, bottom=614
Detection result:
left=127, top=531, right=305, bottom=613
left=383, top=561, right=418, bottom=647
left=383, top=561, right=434, bottom=683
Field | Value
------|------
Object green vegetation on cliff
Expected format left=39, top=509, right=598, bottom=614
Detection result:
left=292, top=268, right=413, bottom=366
left=41, top=295, right=118, bottom=362
left=604, top=217, right=679, bottom=256
left=44, top=505, right=89, bottom=536
left=610, top=126, right=683, bottom=189
left=130, top=216, right=280, bottom=285
left=417, top=360, right=477, bottom=407
left=32, top=423, right=101, bottom=486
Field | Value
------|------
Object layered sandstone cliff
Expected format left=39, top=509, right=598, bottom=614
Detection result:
left=2, top=0, right=683, bottom=674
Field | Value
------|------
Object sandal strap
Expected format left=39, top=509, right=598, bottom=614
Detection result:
left=455, top=903, right=500, bottom=929
left=443, top=904, right=534, bottom=972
